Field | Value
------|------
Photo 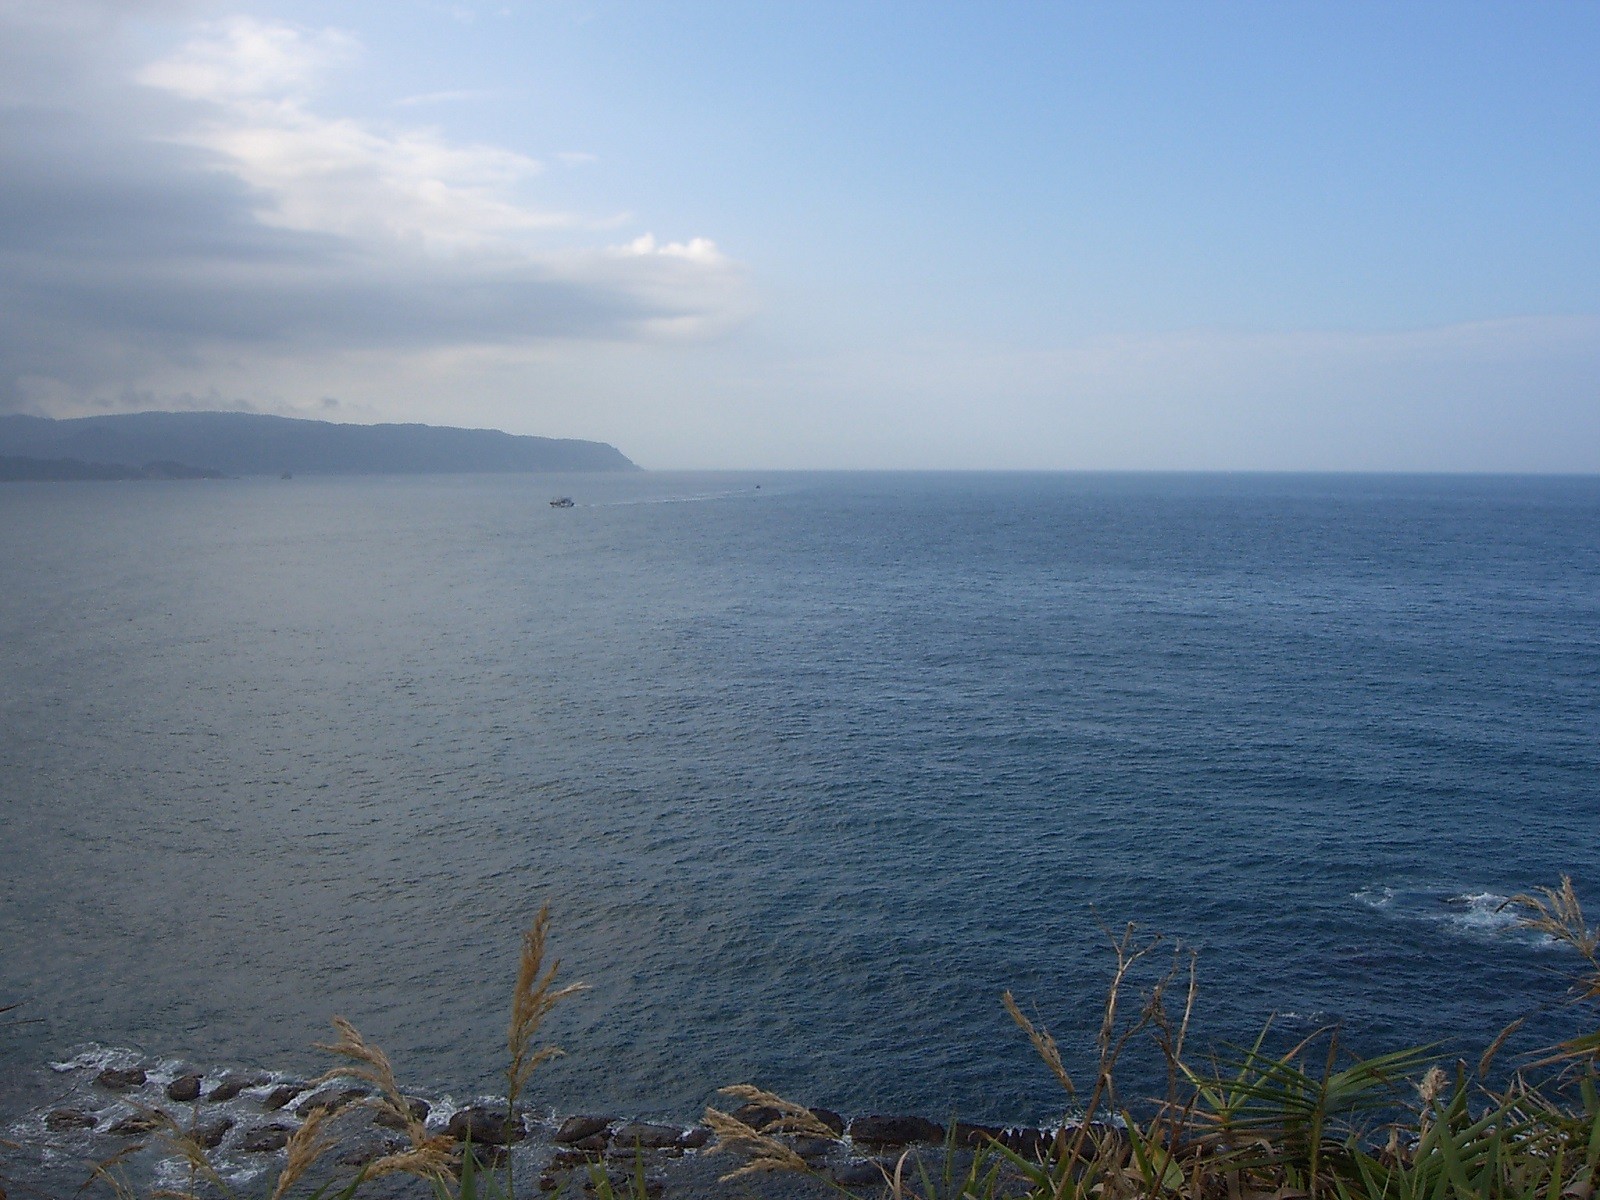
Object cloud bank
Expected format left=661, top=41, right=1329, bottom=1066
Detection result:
left=0, top=5, right=745, bottom=418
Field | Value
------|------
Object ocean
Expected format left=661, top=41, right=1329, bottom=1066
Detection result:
left=2, top=471, right=1597, bottom=1162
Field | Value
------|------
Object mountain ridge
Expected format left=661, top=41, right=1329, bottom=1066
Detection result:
left=0, top=411, right=637, bottom=476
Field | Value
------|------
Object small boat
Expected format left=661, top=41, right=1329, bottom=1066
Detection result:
left=549, top=496, right=574, bottom=508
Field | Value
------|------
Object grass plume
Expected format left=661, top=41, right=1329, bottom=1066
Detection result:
left=702, top=1090, right=815, bottom=1180
left=711, top=883, right=1600, bottom=1200
left=266, top=1108, right=336, bottom=1200
left=505, top=904, right=588, bottom=1116
left=49, top=884, right=1600, bottom=1200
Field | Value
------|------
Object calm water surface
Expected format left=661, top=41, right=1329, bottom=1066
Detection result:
left=2, top=471, right=1597, bottom=1129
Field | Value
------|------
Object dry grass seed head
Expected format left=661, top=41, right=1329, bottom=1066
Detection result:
left=1003, top=992, right=1077, bottom=1101
left=313, top=1017, right=402, bottom=1101
left=268, top=1106, right=338, bottom=1200
left=506, top=905, right=589, bottom=1106
left=311, top=1016, right=430, bottom=1142
left=1416, top=1066, right=1448, bottom=1108
left=157, top=1122, right=235, bottom=1199
left=715, top=1084, right=839, bottom=1140
left=1507, top=878, right=1598, bottom=965
left=87, top=1107, right=234, bottom=1200
left=361, top=1135, right=458, bottom=1185
left=702, top=1101, right=811, bottom=1180
left=1477, top=1016, right=1526, bottom=1080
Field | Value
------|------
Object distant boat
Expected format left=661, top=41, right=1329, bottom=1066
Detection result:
left=549, top=496, right=574, bottom=508
left=280, top=472, right=293, bottom=480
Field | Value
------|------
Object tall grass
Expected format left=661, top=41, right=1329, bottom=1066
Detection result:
left=709, top=878, right=1600, bottom=1200
left=45, top=879, right=1600, bottom=1200
left=73, top=909, right=584, bottom=1200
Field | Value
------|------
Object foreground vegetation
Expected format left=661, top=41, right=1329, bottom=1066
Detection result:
left=15, top=882, right=1600, bottom=1200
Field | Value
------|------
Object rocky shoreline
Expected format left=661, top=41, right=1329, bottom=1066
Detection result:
left=3, top=1051, right=1055, bottom=1199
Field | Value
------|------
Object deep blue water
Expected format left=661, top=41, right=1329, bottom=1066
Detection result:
left=1, top=471, right=1597, bottom=1133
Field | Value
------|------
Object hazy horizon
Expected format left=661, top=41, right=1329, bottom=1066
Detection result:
left=2, top=2, right=1596, bottom=472
left=11, top=407, right=1600, bottom=478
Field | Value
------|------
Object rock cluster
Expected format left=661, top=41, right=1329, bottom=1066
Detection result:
left=446, top=1106, right=526, bottom=1146
left=263, top=1083, right=306, bottom=1111
left=373, top=1097, right=431, bottom=1129
left=167, top=1074, right=203, bottom=1102
left=206, top=1075, right=261, bottom=1103
left=41, top=1053, right=1064, bottom=1198
left=94, top=1068, right=146, bottom=1092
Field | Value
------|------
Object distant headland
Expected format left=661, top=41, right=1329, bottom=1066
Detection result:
left=0, top=411, right=637, bottom=480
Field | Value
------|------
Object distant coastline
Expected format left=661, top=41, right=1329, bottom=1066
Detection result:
left=0, top=411, right=637, bottom=479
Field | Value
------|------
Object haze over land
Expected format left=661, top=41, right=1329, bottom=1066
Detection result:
left=0, top=412, right=635, bottom=477
left=1, top=2, right=1596, bottom=471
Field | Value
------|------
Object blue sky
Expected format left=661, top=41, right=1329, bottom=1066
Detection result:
left=3, top=1, right=1596, bottom=468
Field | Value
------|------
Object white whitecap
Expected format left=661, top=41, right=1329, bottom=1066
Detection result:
left=48, top=1044, right=141, bottom=1073
left=1352, top=885, right=1557, bottom=948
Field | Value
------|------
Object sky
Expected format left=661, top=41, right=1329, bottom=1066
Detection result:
left=1, top=0, right=1596, bottom=470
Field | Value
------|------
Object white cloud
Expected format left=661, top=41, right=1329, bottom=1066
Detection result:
left=0, top=7, right=748, bottom=419
left=137, top=16, right=355, bottom=102
left=136, top=18, right=570, bottom=248
left=615, top=233, right=727, bottom=264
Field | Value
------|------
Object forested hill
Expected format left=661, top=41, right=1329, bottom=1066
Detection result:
left=0, top=412, right=637, bottom=477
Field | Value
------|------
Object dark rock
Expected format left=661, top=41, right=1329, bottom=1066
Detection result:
left=240, top=1125, right=293, bottom=1153
left=207, top=1075, right=259, bottom=1103
left=610, top=1122, right=682, bottom=1151
left=374, top=1097, right=430, bottom=1129
left=109, top=1110, right=168, bottom=1136
left=790, top=1136, right=834, bottom=1162
left=810, top=1107, right=846, bottom=1136
left=446, top=1106, right=525, bottom=1145
left=1002, top=1127, right=1049, bottom=1158
left=555, top=1115, right=612, bottom=1144
left=339, top=1138, right=404, bottom=1168
left=572, top=1134, right=610, bottom=1153
left=294, top=1087, right=366, bottom=1117
left=45, top=1109, right=97, bottom=1131
left=954, top=1122, right=1005, bottom=1148
left=550, top=1148, right=603, bottom=1170
left=459, top=1144, right=509, bottom=1170
left=537, top=1173, right=559, bottom=1192
left=731, top=1103, right=782, bottom=1131
left=96, top=1068, right=147, bottom=1092
left=194, top=1118, right=234, bottom=1149
left=848, top=1115, right=943, bottom=1147
left=833, top=1161, right=887, bottom=1188
left=340, top=1144, right=382, bottom=1168
left=166, top=1074, right=203, bottom=1103
left=262, top=1084, right=306, bottom=1111
left=678, top=1126, right=712, bottom=1150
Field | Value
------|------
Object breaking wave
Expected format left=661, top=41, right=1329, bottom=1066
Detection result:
left=1353, top=885, right=1559, bottom=948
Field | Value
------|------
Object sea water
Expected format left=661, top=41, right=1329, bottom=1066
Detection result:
left=1, top=471, right=1597, bottom=1135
